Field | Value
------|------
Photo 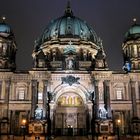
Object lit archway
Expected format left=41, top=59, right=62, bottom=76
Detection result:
left=54, top=91, right=87, bottom=136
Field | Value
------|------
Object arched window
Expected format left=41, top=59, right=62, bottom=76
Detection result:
left=2, top=43, right=7, bottom=55
left=138, top=46, right=140, bottom=57
left=0, top=42, right=2, bottom=54
left=138, top=62, right=140, bottom=69
left=38, top=92, right=43, bottom=100
left=133, top=44, right=137, bottom=57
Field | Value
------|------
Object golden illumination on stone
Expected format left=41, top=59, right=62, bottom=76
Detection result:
left=57, top=93, right=83, bottom=106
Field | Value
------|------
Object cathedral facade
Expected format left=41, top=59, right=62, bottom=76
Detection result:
left=0, top=3, right=140, bottom=140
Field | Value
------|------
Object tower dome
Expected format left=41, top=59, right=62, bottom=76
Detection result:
left=0, top=17, right=14, bottom=38
left=124, top=23, right=140, bottom=42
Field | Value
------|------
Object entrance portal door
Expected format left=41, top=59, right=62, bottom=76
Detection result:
left=54, top=93, right=87, bottom=136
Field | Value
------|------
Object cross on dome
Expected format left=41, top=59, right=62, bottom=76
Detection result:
left=64, top=1, right=73, bottom=17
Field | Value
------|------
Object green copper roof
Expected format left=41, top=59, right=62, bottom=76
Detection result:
left=35, top=3, right=99, bottom=48
left=124, top=24, right=140, bottom=41
left=0, top=22, right=14, bottom=38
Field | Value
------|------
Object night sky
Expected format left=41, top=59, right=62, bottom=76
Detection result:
left=1, top=0, right=140, bottom=70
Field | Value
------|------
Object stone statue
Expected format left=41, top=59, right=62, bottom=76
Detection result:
left=66, top=57, right=74, bottom=69
left=99, top=106, right=107, bottom=119
left=35, top=106, right=43, bottom=120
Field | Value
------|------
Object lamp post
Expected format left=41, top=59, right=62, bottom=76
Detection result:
left=0, top=119, right=1, bottom=140
left=21, top=119, right=27, bottom=140
left=91, top=91, right=95, bottom=140
left=136, top=123, right=139, bottom=140
left=117, top=119, right=121, bottom=140
left=46, top=92, right=51, bottom=140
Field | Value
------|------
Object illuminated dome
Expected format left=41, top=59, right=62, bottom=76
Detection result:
left=35, top=3, right=98, bottom=48
left=124, top=22, right=140, bottom=41
left=32, top=2, right=108, bottom=71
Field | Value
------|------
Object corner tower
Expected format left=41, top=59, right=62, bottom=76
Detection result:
left=122, top=19, right=140, bottom=72
left=0, top=17, right=17, bottom=71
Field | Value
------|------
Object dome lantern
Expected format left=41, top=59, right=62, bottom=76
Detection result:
left=64, top=1, right=73, bottom=17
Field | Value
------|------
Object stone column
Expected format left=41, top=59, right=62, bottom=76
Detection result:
left=130, top=81, right=137, bottom=117
left=124, top=82, right=129, bottom=100
left=5, top=80, right=10, bottom=119
left=124, top=110, right=130, bottom=134
left=94, top=80, right=99, bottom=119
left=11, top=110, right=15, bottom=134
left=31, top=80, right=38, bottom=119
left=87, top=103, right=93, bottom=134
left=47, top=92, right=51, bottom=137
left=5, top=80, right=10, bottom=103
left=138, top=82, right=140, bottom=100
left=43, top=80, right=48, bottom=119
left=0, top=81, right=2, bottom=99
left=26, top=82, right=30, bottom=100
left=1, top=80, right=5, bottom=100
left=135, top=81, right=139, bottom=100
left=103, top=80, right=112, bottom=119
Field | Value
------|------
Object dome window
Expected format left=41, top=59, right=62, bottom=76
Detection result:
left=2, top=43, right=7, bottom=55
left=133, top=44, right=138, bottom=57
left=81, top=30, right=83, bottom=36
left=138, top=62, right=140, bottom=69
left=67, top=25, right=72, bottom=34
left=0, top=42, right=2, bottom=53
left=138, top=46, right=140, bottom=57
left=38, top=59, right=45, bottom=68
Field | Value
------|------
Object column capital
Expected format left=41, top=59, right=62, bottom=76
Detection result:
left=103, top=80, right=110, bottom=86
left=31, top=80, right=38, bottom=88
left=94, top=80, right=100, bottom=86
left=43, top=80, right=48, bottom=87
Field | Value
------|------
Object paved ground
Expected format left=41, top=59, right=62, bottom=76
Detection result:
left=0, top=135, right=136, bottom=140
left=54, top=136, right=89, bottom=140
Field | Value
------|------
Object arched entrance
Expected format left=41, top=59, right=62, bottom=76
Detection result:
left=54, top=92, right=87, bottom=136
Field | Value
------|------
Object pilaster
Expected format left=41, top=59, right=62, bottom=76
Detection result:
left=94, top=80, right=99, bottom=119
left=43, top=80, right=48, bottom=119
left=130, top=81, right=137, bottom=117
left=103, top=80, right=112, bottom=119
left=31, top=80, right=38, bottom=119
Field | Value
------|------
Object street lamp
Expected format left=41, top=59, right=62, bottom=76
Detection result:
left=0, top=119, right=1, bottom=140
left=136, top=123, right=140, bottom=140
left=117, top=119, right=121, bottom=140
left=21, top=119, right=27, bottom=140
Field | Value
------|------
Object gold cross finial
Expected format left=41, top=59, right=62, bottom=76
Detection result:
left=133, top=18, right=137, bottom=24
left=1, top=16, right=6, bottom=23
left=65, top=1, right=73, bottom=16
